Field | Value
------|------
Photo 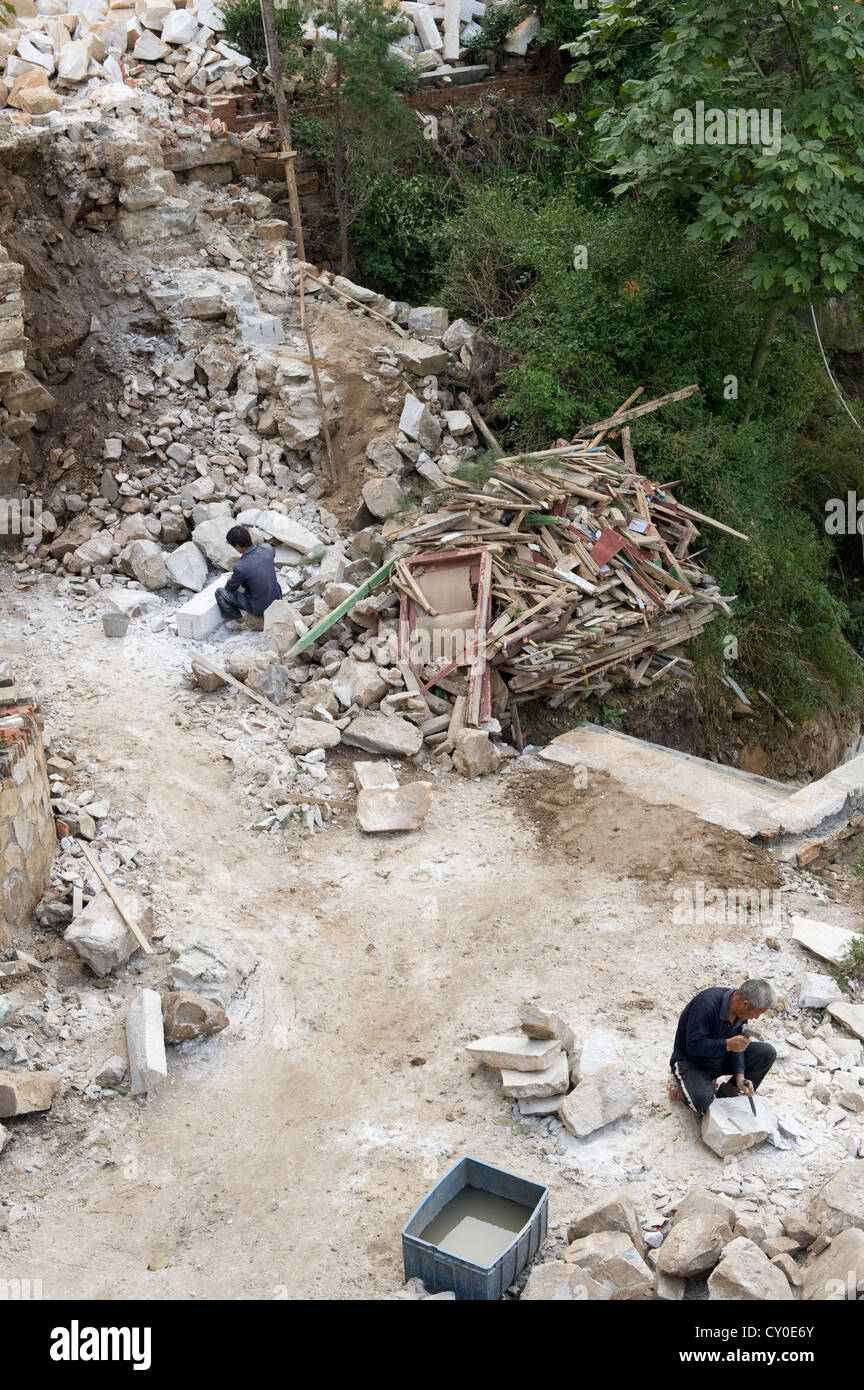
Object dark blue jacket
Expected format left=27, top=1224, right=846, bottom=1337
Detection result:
left=670, top=987, right=743, bottom=1071
left=225, top=544, right=282, bottom=616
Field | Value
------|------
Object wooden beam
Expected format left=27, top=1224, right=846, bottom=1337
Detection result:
left=298, top=267, right=337, bottom=486
left=573, top=384, right=699, bottom=438
left=194, top=658, right=295, bottom=725
left=303, top=272, right=408, bottom=336
left=259, top=0, right=305, bottom=260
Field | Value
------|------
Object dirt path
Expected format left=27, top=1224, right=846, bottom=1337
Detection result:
left=1, top=571, right=860, bottom=1299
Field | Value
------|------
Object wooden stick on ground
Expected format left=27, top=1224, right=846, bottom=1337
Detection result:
left=457, top=392, right=501, bottom=454
left=303, top=272, right=408, bottom=336
left=298, top=267, right=337, bottom=486
left=194, top=658, right=295, bottom=726
left=77, top=840, right=154, bottom=956
left=573, top=385, right=699, bottom=439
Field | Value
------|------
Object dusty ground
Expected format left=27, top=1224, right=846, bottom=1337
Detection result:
left=1, top=566, right=862, bottom=1301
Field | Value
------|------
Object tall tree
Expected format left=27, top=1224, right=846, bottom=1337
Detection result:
left=314, top=0, right=419, bottom=273
left=564, top=0, right=864, bottom=389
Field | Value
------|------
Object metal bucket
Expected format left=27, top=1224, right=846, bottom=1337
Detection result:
left=102, top=611, right=131, bottom=638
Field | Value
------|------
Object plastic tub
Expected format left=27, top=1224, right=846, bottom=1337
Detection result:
left=402, top=1156, right=548, bottom=1300
left=102, top=612, right=130, bottom=638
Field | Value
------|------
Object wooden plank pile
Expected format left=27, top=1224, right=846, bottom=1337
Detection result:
left=383, top=394, right=745, bottom=725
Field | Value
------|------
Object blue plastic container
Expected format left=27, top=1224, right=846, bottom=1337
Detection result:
left=402, top=1156, right=548, bottom=1300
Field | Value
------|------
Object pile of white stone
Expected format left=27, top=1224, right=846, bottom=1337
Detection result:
left=0, top=0, right=252, bottom=117
left=519, top=1165, right=864, bottom=1301
left=378, top=0, right=540, bottom=81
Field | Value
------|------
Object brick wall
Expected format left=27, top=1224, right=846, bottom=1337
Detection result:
left=0, top=690, right=54, bottom=948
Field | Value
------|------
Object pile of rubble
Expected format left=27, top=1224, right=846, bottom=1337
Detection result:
left=517, top=1165, right=864, bottom=1300
left=0, top=0, right=542, bottom=120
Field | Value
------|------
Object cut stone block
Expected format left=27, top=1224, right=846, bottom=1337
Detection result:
left=398, top=393, right=442, bottom=451
left=64, top=888, right=151, bottom=976
left=175, top=578, right=225, bottom=640
left=701, top=1096, right=775, bottom=1157
left=558, top=1065, right=633, bottom=1138
left=126, top=988, right=167, bottom=1095
left=790, top=915, right=857, bottom=968
left=518, top=1002, right=574, bottom=1052
left=501, top=1050, right=569, bottom=1099
left=517, top=1091, right=568, bottom=1116
left=708, top=1237, right=794, bottom=1301
left=466, top=1033, right=562, bottom=1072
left=395, top=338, right=448, bottom=376
left=827, top=1001, right=864, bottom=1041
left=357, top=781, right=433, bottom=833
left=0, top=1069, right=61, bottom=1117
left=342, top=712, right=423, bottom=758
left=243, top=509, right=321, bottom=556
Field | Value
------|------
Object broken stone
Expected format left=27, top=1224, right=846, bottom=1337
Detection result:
left=64, top=888, right=152, bottom=976
left=790, top=915, right=857, bottom=967
left=518, top=1002, right=574, bottom=1053
left=395, top=338, right=449, bottom=376
left=263, top=598, right=306, bottom=656
left=398, top=393, right=442, bottom=451
left=566, top=1191, right=643, bottom=1252
left=700, top=1096, right=775, bottom=1157
left=362, top=476, right=403, bottom=520
left=162, top=990, right=228, bottom=1043
left=799, top=972, right=843, bottom=1008
left=517, top=1091, right=568, bottom=1116
left=827, top=1001, right=864, bottom=1041
left=761, top=1235, right=799, bottom=1260
left=353, top=760, right=399, bottom=791
left=780, top=1206, right=818, bottom=1249
left=0, top=1122, right=9, bottom=1153
left=519, top=1261, right=611, bottom=1301
left=169, top=924, right=255, bottom=1006
left=708, top=1236, right=794, bottom=1301
left=802, top=1227, right=864, bottom=1301
left=500, top=1050, right=569, bottom=1099
left=810, top=1162, right=864, bottom=1237
left=192, top=518, right=239, bottom=570
left=95, top=1056, right=126, bottom=1087
left=672, top=1187, right=736, bottom=1228
left=657, top=1214, right=733, bottom=1278
left=466, top=1033, right=562, bottom=1071
left=342, top=712, right=423, bottom=758
left=126, top=988, right=167, bottom=1096
left=165, top=540, right=208, bottom=592
left=127, top=538, right=168, bottom=589
left=286, top=717, right=341, bottom=755
left=453, top=728, right=500, bottom=778
left=191, top=658, right=226, bottom=692
left=357, top=781, right=433, bottom=833
left=579, top=1028, right=621, bottom=1078
left=336, top=656, right=388, bottom=710
left=771, top=1253, right=802, bottom=1291
left=564, top=1230, right=653, bottom=1300
left=0, top=1069, right=61, bottom=1117
left=558, top=1066, right=634, bottom=1138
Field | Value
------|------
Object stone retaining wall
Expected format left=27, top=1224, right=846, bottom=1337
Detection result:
left=0, top=687, right=54, bottom=947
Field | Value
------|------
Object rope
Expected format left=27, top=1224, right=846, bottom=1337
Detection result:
left=809, top=302, right=862, bottom=430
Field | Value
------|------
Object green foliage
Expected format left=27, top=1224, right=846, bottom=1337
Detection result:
left=289, top=111, right=332, bottom=160
left=464, top=0, right=530, bottom=62
left=564, top=0, right=864, bottom=312
left=220, top=0, right=304, bottom=73
left=827, top=933, right=864, bottom=993
left=352, top=171, right=456, bottom=302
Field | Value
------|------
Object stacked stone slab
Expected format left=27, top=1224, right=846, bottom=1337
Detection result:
left=0, top=688, right=55, bottom=947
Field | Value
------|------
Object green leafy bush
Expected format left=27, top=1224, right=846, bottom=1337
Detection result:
left=220, top=0, right=304, bottom=72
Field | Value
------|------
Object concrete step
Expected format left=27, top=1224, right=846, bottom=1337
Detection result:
left=540, top=724, right=794, bottom=838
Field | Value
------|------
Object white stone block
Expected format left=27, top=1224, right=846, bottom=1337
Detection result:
left=175, top=577, right=225, bottom=640
left=126, top=988, right=167, bottom=1096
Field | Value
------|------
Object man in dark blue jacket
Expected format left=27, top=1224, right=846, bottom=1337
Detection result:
left=670, top=980, right=777, bottom=1116
left=215, top=525, right=282, bottom=628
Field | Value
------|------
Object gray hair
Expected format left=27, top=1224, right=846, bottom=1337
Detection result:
left=738, top=978, right=776, bottom=1009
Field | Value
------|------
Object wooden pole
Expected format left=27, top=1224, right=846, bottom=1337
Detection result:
left=299, top=266, right=337, bottom=486
left=259, top=0, right=305, bottom=260
left=77, top=841, right=154, bottom=956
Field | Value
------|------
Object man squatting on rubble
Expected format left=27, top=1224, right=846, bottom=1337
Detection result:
left=670, top=979, right=777, bottom=1115
left=215, top=525, right=282, bottom=628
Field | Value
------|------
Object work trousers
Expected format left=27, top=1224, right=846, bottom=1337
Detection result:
left=215, top=586, right=253, bottom=621
left=672, top=1041, right=777, bottom=1117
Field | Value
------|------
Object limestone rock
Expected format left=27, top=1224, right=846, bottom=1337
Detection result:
left=398, top=393, right=442, bottom=451
left=366, top=438, right=403, bottom=473
left=192, top=519, right=238, bottom=571
left=362, top=476, right=403, bottom=520
left=802, top=1228, right=864, bottom=1301
left=342, top=712, right=423, bottom=758
left=827, top=1001, right=864, bottom=1041
left=566, top=1191, right=643, bottom=1252
left=336, top=656, right=388, bottom=710
left=95, top=1056, right=126, bottom=1087
left=558, top=1065, right=634, bottom=1138
left=564, top=1230, right=653, bottom=1300
left=162, top=990, right=228, bottom=1043
left=286, top=717, right=341, bottom=755
left=700, top=1096, right=775, bottom=1157
left=780, top=1207, right=818, bottom=1249
left=518, top=1002, right=574, bottom=1053
left=165, top=540, right=208, bottom=592
left=64, top=888, right=152, bottom=976
left=520, top=1261, right=611, bottom=1301
left=790, top=915, right=857, bottom=967
left=161, top=8, right=198, bottom=42
left=8, top=71, right=61, bottom=115
left=263, top=598, right=306, bottom=656
left=128, top=539, right=168, bottom=589
left=466, top=1033, right=562, bottom=1072
left=500, top=1050, right=569, bottom=1099
left=191, top=658, right=225, bottom=692
left=708, top=1237, right=794, bottom=1301
left=579, top=1028, right=621, bottom=1078
left=810, top=1163, right=864, bottom=1238
left=657, top=1214, right=733, bottom=1278
left=357, top=782, right=432, bottom=833
left=0, top=1121, right=10, bottom=1152
left=672, top=1187, right=736, bottom=1228
left=799, top=973, right=843, bottom=1008
left=0, top=1069, right=61, bottom=1117
left=169, top=924, right=255, bottom=1006
left=353, top=760, right=399, bottom=791
left=453, top=728, right=500, bottom=779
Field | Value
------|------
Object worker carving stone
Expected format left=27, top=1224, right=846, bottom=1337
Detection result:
left=215, top=525, right=282, bottom=630
left=668, top=979, right=777, bottom=1116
